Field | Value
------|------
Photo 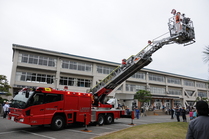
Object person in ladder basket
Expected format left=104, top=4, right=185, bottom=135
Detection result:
left=175, top=12, right=182, bottom=33
left=171, top=9, right=182, bottom=34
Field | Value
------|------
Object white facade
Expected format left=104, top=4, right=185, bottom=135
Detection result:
left=10, top=44, right=209, bottom=109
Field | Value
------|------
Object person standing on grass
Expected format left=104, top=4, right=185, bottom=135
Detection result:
left=189, top=109, right=193, bottom=120
left=193, top=109, right=197, bottom=119
left=181, top=107, right=187, bottom=122
left=175, top=107, right=181, bottom=122
left=186, top=101, right=209, bottom=139
left=170, top=107, right=174, bottom=119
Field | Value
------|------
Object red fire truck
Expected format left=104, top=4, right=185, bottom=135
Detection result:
left=8, top=87, right=124, bottom=130
left=8, top=13, right=195, bottom=130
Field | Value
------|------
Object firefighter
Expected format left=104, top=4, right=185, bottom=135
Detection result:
left=175, top=12, right=182, bottom=33
left=171, top=9, right=182, bottom=34
left=121, top=59, right=127, bottom=70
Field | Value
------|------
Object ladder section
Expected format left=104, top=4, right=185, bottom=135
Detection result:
left=90, top=15, right=195, bottom=105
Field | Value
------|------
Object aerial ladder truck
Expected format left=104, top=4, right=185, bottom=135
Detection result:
left=8, top=13, right=195, bottom=130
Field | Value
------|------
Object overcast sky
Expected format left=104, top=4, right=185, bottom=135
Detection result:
left=0, top=0, right=209, bottom=83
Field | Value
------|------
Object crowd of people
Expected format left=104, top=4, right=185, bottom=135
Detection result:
left=168, top=106, right=188, bottom=122
left=122, top=105, right=146, bottom=119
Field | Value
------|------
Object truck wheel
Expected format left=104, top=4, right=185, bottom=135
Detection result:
left=51, top=115, right=65, bottom=130
left=97, top=114, right=105, bottom=125
left=105, top=114, right=114, bottom=124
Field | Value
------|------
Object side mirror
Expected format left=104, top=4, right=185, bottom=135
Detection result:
left=25, top=90, right=29, bottom=98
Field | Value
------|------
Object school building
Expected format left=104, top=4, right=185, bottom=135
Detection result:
left=10, top=44, right=209, bottom=110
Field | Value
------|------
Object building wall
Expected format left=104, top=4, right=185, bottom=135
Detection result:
left=10, top=44, right=209, bottom=109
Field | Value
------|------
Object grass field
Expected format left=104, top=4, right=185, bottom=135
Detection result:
left=94, top=122, right=188, bottom=139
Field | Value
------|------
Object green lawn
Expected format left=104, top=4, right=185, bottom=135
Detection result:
left=94, top=122, right=188, bottom=139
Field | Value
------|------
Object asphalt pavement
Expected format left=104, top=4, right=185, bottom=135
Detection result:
left=0, top=115, right=189, bottom=139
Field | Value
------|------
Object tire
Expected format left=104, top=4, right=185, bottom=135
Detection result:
left=97, top=114, right=105, bottom=125
left=105, top=114, right=114, bottom=124
left=51, top=115, right=65, bottom=130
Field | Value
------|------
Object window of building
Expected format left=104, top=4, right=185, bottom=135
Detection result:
left=167, top=77, right=181, bottom=84
left=168, top=88, right=182, bottom=95
left=97, top=65, right=114, bottom=74
left=183, top=80, right=195, bottom=87
left=196, top=82, right=206, bottom=88
left=126, top=84, right=145, bottom=92
left=48, top=58, right=56, bottom=67
left=29, top=55, right=38, bottom=64
left=61, top=60, right=92, bottom=72
left=59, top=77, right=75, bottom=86
left=19, top=53, right=56, bottom=67
left=136, top=85, right=146, bottom=91
left=131, top=72, right=145, bottom=79
left=59, top=76, right=91, bottom=88
left=150, top=87, right=165, bottom=94
left=16, top=72, right=54, bottom=84
left=198, top=91, right=207, bottom=98
left=77, top=79, right=91, bottom=87
left=149, top=74, right=164, bottom=82
left=174, top=100, right=182, bottom=107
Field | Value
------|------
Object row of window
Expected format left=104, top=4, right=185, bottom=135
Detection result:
left=97, top=66, right=115, bottom=74
left=131, top=72, right=145, bottom=79
left=168, top=89, right=182, bottom=95
left=59, top=76, right=91, bottom=87
left=126, top=84, right=146, bottom=92
left=183, top=80, right=195, bottom=87
left=149, top=74, right=165, bottom=82
left=150, top=87, right=166, bottom=94
left=16, top=72, right=54, bottom=84
left=18, top=53, right=207, bottom=88
left=16, top=72, right=91, bottom=88
left=16, top=71, right=208, bottom=96
left=19, top=53, right=56, bottom=67
left=149, top=75, right=206, bottom=88
left=196, top=82, right=206, bottom=88
left=167, top=77, right=181, bottom=84
left=126, top=84, right=207, bottom=97
left=62, top=60, right=92, bottom=72
left=198, top=91, right=207, bottom=97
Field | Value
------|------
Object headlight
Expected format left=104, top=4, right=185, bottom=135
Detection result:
left=19, top=119, right=24, bottom=122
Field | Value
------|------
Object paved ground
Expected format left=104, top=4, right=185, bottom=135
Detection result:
left=0, top=115, right=189, bottom=139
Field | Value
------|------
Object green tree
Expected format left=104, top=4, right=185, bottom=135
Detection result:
left=0, top=75, right=11, bottom=95
left=134, top=90, right=152, bottom=107
left=195, top=96, right=209, bottom=104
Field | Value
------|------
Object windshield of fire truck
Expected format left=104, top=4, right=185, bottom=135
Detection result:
left=10, top=90, right=34, bottom=109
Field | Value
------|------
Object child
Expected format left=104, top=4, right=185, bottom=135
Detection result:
left=189, top=109, right=193, bottom=120
left=193, top=109, right=197, bottom=119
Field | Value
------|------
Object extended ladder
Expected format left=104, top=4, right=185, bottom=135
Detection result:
left=90, top=15, right=195, bottom=106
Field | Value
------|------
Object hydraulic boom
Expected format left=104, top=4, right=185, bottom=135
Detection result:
left=90, top=14, right=195, bottom=106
